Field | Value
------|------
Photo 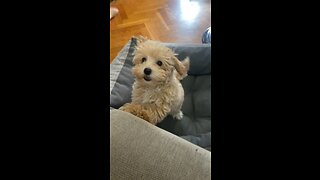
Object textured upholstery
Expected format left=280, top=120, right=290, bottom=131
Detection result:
left=110, top=109, right=211, bottom=180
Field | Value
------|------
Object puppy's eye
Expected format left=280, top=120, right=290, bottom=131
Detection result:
left=156, top=61, right=163, bottom=66
left=142, top=57, right=147, bottom=63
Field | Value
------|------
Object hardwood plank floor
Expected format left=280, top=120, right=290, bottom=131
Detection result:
left=110, top=0, right=211, bottom=63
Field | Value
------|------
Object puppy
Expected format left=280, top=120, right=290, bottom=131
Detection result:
left=119, top=36, right=190, bottom=125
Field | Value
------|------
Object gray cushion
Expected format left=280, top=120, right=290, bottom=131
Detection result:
left=110, top=37, right=211, bottom=150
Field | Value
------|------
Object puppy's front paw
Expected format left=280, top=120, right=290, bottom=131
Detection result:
left=119, top=103, right=131, bottom=111
left=173, top=111, right=183, bottom=120
left=119, top=103, right=153, bottom=124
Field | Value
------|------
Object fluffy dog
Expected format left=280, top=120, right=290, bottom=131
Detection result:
left=119, top=36, right=190, bottom=125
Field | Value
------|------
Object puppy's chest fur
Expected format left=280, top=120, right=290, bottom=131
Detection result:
left=131, top=81, right=183, bottom=108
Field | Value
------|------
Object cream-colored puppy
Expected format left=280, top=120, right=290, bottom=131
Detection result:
left=119, top=36, right=190, bottom=125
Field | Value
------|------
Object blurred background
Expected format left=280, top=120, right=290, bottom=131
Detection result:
left=110, top=0, right=211, bottom=63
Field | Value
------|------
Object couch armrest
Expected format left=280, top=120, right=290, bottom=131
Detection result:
left=110, top=109, right=211, bottom=180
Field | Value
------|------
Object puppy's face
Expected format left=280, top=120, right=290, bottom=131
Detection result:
left=132, top=41, right=176, bottom=83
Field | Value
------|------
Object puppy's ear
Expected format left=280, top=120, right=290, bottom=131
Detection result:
left=172, top=56, right=190, bottom=79
left=133, top=35, right=148, bottom=46
left=132, top=36, right=149, bottom=64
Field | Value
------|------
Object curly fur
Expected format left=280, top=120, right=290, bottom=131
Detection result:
left=119, top=36, right=190, bottom=125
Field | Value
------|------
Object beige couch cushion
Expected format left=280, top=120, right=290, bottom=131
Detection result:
left=110, top=109, right=211, bottom=180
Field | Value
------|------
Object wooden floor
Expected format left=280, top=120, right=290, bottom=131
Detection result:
left=110, top=0, right=211, bottom=63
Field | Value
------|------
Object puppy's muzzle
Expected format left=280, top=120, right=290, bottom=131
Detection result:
left=144, top=68, right=152, bottom=75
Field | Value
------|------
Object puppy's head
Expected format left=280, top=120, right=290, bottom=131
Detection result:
left=132, top=37, right=189, bottom=84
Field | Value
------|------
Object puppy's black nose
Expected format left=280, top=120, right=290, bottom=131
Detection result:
left=144, top=68, right=152, bottom=75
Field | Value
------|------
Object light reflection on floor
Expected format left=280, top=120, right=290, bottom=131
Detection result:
left=180, top=0, right=200, bottom=23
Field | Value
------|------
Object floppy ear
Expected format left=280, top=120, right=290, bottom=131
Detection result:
left=132, top=35, right=149, bottom=64
left=133, top=35, right=148, bottom=47
left=172, top=56, right=190, bottom=79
